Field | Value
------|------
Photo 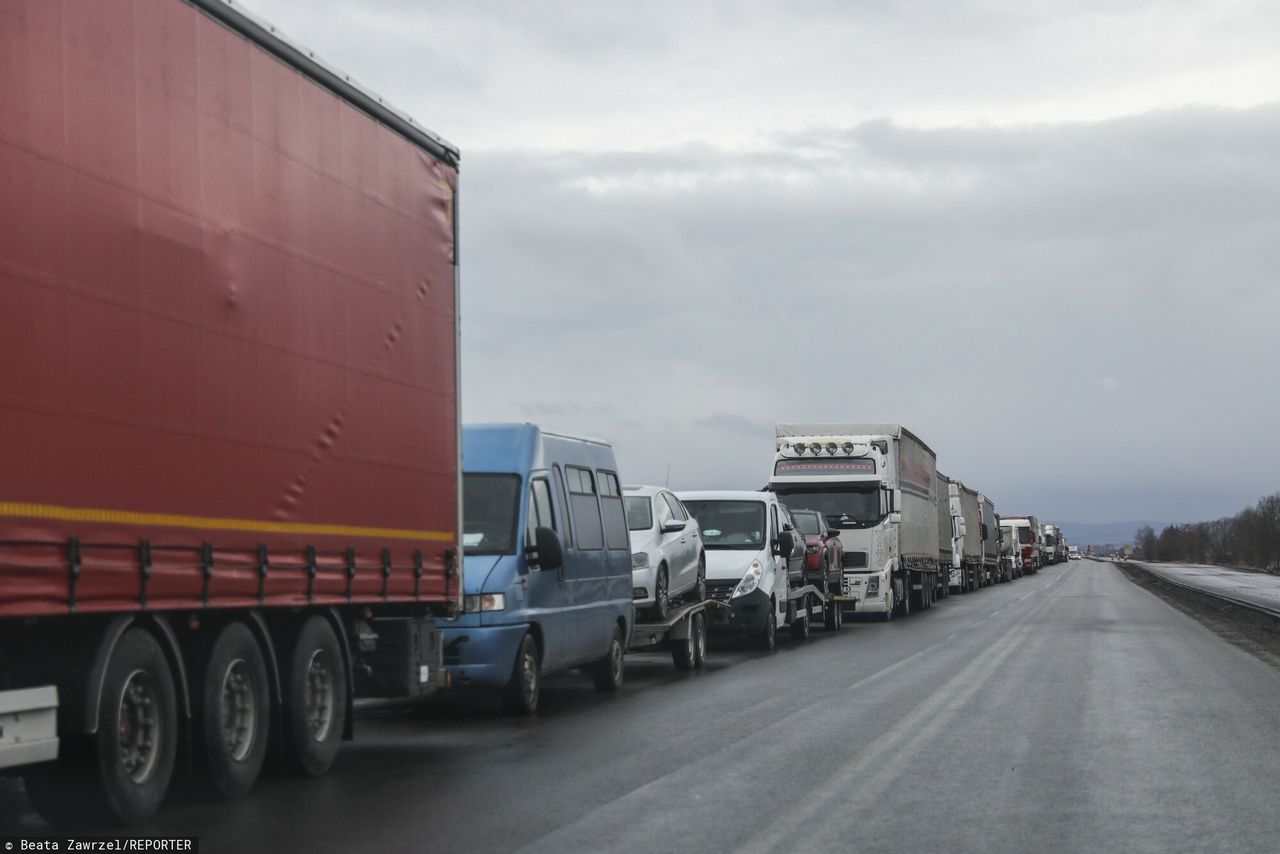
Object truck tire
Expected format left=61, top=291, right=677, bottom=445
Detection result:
left=502, top=633, right=540, bottom=715
left=590, top=625, right=625, bottom=693
left=790, top=596, right=810, bottom=640
left=26, top=628, right=179, bottom=826
left=200, top=622, right=271, bottom=799
left=285, top=616, right=347, bottom=776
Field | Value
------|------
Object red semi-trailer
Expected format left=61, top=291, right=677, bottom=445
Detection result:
left=0, top=0, right=461, bottom=824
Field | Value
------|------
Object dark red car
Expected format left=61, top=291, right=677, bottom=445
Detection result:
left=790, top=509, right=844, bottom=592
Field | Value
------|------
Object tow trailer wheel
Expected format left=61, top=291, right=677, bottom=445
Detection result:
left=673, top=611, right=709, bottom=671
left=824, top=596, right=842, bottom=630
left=201, top=622, right=270, bottom=799
left=790, top=595, right=811, bottom=640
left=286, top=616, right=347, bottom=776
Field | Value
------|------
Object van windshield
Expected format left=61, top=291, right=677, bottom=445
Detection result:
left=682, top=500, right=766, bottom=549
left=770, top=485, right=880, bottom=529
left=463, top=473, right=520, bottom=555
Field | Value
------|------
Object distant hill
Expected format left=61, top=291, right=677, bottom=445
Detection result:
left=1056, top=521, right=1170, bottom=547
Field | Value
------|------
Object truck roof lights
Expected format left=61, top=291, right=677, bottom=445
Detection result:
left=842, top=442, right=854, bottom=454
left=825, top=442, right=837, bottom=455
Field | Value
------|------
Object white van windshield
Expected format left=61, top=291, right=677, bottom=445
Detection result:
left=682, top=500, right=766, bottom=549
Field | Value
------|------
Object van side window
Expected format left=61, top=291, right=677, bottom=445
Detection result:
left=525, top=479, right=555, bottom=549
left=597, top=470, right=629, bottom=550
left=553, top=466, right=573, bottom=546
left=566, top=465, right=604, bottom=551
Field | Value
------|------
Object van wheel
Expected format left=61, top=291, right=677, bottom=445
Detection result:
left=502, top=634, right=540, bottom=715
left=758, top=602, right=777, bottom=651
left=285, top=616, right=347, bottom=776
left=590, top=626, right=625, bottom=693
left=200, top=622, right=270, bottom=799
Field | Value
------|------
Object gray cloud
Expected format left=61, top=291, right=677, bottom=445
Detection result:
left=240, top=1, right=1280, bottom=523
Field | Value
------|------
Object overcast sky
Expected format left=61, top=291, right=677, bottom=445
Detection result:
left=252, top=0, right=1280, bottom=525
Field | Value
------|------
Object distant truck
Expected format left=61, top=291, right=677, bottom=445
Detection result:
left=1041, top=524, right=1064, bottom=565
left=938, top=473, right=966, bottom=593
left=1003, top=516, right=1042, bottom=574
left=1, top=0, right=461, bottom=824
left=978, top=493, right=1003, bottom=584
left=771, top=424, right=941, bottom=619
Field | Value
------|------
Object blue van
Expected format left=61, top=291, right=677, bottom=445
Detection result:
left=443, top=424, right=634, bottom=713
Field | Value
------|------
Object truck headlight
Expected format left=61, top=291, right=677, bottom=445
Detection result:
left=463, top=593, right=506, bottom=612
left=733, top=560, right=764, bottom=598
left=632, top=552, right=650, bottom=569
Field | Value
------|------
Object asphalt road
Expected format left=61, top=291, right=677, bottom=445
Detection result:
left=5, top=559, right=1280, bottom=853
left=1130, top=560, right=1280, bottom=616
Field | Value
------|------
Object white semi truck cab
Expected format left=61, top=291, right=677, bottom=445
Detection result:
left=769, top=423, right=941, bottom=619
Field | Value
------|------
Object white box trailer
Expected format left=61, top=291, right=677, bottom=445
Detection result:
left=771, top=423, right=941, bottom=619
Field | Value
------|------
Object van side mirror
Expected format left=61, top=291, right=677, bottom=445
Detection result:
left=531, top=526, right=563, bottom=572
left=661, top=518, right=686, bottom=534
left=775, top=530, right=795, bottom=556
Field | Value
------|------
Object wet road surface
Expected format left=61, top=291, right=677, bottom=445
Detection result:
left=4, top=560, right=1280, bottom=853
left=1130, top=559, right=1280, bottom=616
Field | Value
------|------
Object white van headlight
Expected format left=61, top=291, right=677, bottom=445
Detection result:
left=733, top=560, right=764, bottom=598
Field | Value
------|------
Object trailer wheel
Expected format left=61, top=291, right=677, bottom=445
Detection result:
left=824, top=597, right=842, bottom=630
left=590, top=626, right=625, bottom=693
left=200, top=622, right=270, bottom=799
left=672, top=619, right=697, bottom=672
left=26, top=628, right=178, bottom=826
left=790, top=596, right=811, bottom=640
left=691, top=613, right=707, bottom=668
left=285, top=616, right=347, bottom=776
left=502, top=634, right=540, bottom=715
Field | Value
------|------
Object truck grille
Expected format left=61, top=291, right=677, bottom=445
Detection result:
left=842, top=551, right=868, bottom=569
left=705, top=580, right=737, bottom=602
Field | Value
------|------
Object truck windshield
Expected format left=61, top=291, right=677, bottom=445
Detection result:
left=770, top=485, right=880, bottom=529
left=1018, top=527, right=1034, bottom=544
left=682, top=500, right=766, bottom=549
left=623, top=495, right=653, bottom=531
left=463, top=473, right=521, bottom=555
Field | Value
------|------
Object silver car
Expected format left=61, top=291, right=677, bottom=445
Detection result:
left=623, top=486, right=706, bottom=619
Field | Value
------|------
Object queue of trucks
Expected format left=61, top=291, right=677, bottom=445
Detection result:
left=0, top=0, right=1068, bottom=827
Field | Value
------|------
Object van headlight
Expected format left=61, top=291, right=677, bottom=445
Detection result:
left=463, top=593, right=507, bottom=612
left=632, top=552, right=650, bottom=569
left=733, top=560, right=764, bottom=598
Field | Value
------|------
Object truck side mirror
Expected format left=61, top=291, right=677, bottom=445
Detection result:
left=531, top=526, right=563, bottom=572
left=892, top=489, right=902, bottom=512
left=889, top=511, right=902, bottom=525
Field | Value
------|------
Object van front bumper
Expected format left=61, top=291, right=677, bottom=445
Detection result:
left=705, top=588, right=771, bottom=634
left=442, top=623, right=529, bottom=688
